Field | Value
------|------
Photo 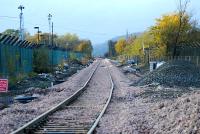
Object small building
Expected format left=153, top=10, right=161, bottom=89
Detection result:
left=149, top=61, right=165, bottom=72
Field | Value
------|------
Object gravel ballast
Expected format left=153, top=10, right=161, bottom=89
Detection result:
left=96, top=59, right=200, bottom=133
left=137, top=60, right=200, bottom=87
left=0, top=60, right=99, bottom=134
left=37, top=60, right=112, bottom=132
left=149, top=91, right=200, bottom=133
left=2, top=59, right=200, bottom=133
left=96, top=59, right=149, bottom=133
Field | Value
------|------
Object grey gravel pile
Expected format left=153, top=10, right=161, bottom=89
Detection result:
left=149, top=91, right=200, bottom=133
left=137, top=60, right=200, bottom=87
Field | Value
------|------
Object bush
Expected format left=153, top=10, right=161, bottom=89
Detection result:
left=33, top=48, right=51, bottom=73
left=28, top=72, right=37, bottom=77
left=9, top=73, right=26, bottom=87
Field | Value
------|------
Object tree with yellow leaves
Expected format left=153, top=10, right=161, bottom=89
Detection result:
left=115, top=38, right=127, bottom=55
left=118, top=0, right=198, bottom=62
left=76, top=40, right=93, bottom=58
left=150, top=0, right=192, bottom=57
left=150, top=12, right=192, bottom=56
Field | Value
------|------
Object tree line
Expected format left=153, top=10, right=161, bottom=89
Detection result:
left=109, top=0, right=200, bottom=62
left=2, top=29, right=93, bottom=58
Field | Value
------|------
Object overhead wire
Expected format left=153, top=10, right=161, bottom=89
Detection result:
left=0, top=16, right=18, bottom=19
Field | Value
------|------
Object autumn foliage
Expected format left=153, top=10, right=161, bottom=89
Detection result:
left=114, top=11, right=199, bottom=60
left=115, top=39, right=126, bottom=54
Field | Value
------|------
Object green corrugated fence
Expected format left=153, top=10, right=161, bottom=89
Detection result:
left=0, top=34, right=85, bottom=78
left=0, top=34, right=34, bottom=77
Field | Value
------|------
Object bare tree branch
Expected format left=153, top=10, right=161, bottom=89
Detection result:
left=172, top=0, right=190, bottom=58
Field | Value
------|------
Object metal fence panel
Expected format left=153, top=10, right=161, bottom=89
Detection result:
left=0, top=34, right=85, bottom=79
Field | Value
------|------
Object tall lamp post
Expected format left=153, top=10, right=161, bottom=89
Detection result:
left=18, top=5, right=25, bottom=73
left=51, top=22, right=54, bottom=72
left=34, top=26, right=41, bottom=44
left=18, top=5, right=25, bottom=40
left=48, top=14, right=52, bottom=46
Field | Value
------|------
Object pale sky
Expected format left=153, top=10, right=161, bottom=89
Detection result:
left=0, top=0, right=199, bottom=45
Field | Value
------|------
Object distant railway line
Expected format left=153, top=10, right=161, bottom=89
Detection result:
left=11, top=59, right=114, bottom=134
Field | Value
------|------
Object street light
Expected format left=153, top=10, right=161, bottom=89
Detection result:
left=48, top=14, right=52, bottom=46
left=34, top=26, right=41, bottom=44
left=18, top=5, right=25, bottom=40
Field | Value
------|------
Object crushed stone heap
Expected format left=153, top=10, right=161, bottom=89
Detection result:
left=137, top=60, right=200, bottom=87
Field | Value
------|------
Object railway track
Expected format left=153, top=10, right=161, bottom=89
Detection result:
left=11, top=60, right=114, bottom=134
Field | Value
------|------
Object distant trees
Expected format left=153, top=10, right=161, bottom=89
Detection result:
left=2, top=29, right=93, bottom=56
left=115, top=39, right=127, bottom=55
left=112, top=0, right=200, bottom=61
left=107, top=40, right=117, bottom=57
left=26, top=33, right=39, bottom=44
left=2, top=29, right=19, bottom=36
left=55, top=33, right=79, bottom=49
left=26, top=32, right=93, bottom=57
left=120, top=12, right=197, bottom=60
left=76, top=40, right=93, bottom=58
left=2, top=29, right=30, bottom=39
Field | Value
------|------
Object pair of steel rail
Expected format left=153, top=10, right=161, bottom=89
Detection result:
left=11, top=61, right=114, bottom=134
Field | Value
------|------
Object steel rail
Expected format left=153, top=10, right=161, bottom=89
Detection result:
left=11, top=61, right=100, bottom=134
left=87, top=67, right=114, bottom=134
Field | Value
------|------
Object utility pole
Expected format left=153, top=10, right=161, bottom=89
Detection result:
left=51, top=22, right=54, bottom=72
left=126, top=29, right=129, bottom=41
left=18, top=5, right=25, bottom=40
left=48, top=14, right=52, bottom=46
left=51, top=22, right=53, bottom=46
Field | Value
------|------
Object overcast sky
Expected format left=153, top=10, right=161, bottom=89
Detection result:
left=0, top=0, right=199, bottom=45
